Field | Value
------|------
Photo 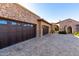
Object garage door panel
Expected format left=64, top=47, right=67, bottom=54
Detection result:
left=22, top=24, right=27, bottom=41
left=16, top=25, right=22, bottom=43
left=22, top=24, right=36, bottom=40
left=27, top=26, right=32, bottom=39
left=43, top=25, right=49, bottom=35
left=17, top=31, right=22, bottom=42
left=0, top=25, right=8, bottom=48
left=8, top=25, right=17, bottom=45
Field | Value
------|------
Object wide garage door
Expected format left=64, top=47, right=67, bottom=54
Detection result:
left=0, top=19, right=36, bottom=49
left=43, top=25, right=49, bottom=35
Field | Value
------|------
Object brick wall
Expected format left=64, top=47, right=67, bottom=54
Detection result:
left=0, top=3, right=51, bottom=37
left=58, top=19, right=79, bottom=33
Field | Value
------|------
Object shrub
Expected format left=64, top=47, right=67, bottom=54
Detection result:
left=74, top=32, right=79, bottom=36
left=58, top=31, right=67, bottom=34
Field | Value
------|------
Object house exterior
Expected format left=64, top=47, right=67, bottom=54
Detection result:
left=57, top=18, right=79, bottom=33
left=38, top=19, right=52, bottom=36
left=0, top=3, right=52, bottom=48
left=51, top=23, right=60, bottom=33
left=51, top=23, right=55, bottom=32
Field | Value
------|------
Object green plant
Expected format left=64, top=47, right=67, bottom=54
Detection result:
left=74, top=32, right=79, bottom=36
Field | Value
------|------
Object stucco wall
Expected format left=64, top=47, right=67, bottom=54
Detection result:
left=51, top=23, right=58, bottom=32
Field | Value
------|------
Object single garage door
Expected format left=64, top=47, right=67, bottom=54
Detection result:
left=43, top=25, right=49, bottom=35
left=0, top=19, right=36, bottom=49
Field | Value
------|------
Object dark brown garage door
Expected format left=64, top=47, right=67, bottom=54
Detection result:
left=7, top=21, right=17, bottom=46
left=16, top=22, right=23, bottom=43
left=22, top=23, right=36, bottom=41
left=0, top=20, right=8, bottom=48
left=0, top=19, right=36, bottom=49
left=43, top=25, right=49, bottom=35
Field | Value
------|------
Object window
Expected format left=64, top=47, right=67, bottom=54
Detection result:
left=76, top=24, right=79, bottom=31
left=0, top=20, right=7, bottom=24
left=27, top=24, right=31, bottom=26
left=30, top=24, right=33, bottom=27
left=24, top=24, right=27, bottom=26
left=17, top=23, right=21, bottom=26
left=7, top=20, right=16, bottom=25
left=12, top=22, right=16, bottom=25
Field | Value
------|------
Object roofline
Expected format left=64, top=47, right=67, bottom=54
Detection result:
left=38, top=19, right=52, bottom=25
left=57, top=18, right=79, bottom=24
left=5, top=3, right=51, bottom=25
left=15, top=3, right=40, bottom=18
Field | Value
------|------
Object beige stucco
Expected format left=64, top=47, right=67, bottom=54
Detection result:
left=51, top=23, right=57, bottom=32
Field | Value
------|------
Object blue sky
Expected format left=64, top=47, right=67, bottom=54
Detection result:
left=20, top=3, right=79, bottom=23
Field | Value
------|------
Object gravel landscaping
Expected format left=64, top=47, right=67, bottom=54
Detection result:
left=0, top=34, right=79, bottom=56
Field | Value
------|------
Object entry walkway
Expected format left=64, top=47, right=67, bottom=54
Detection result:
left=0, top=34, right=79, bottom=56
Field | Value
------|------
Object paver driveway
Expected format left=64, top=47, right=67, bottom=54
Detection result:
left=0, top=34, right=79, bottom=56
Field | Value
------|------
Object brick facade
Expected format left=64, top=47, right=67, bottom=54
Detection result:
left=57, top=18, right=79, bottom=33
left=0, top=3, right=51, bottom=37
